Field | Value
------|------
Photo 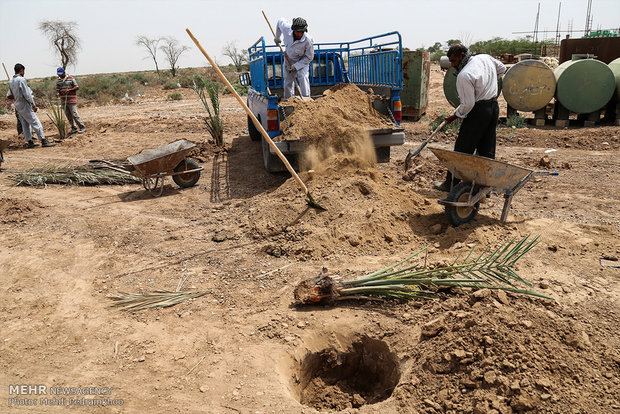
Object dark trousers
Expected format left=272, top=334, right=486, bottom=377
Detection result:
left=16, top=111, right=23, bottom=135
left=446, top=98, right=499, bottom=184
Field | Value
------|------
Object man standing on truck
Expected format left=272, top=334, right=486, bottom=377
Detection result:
left=274, top=17, right=314, bottom=99
left=433, top=44, right=506, bottom=192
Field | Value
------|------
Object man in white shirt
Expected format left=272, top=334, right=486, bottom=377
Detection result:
left=434, top=44, right=506, bottom=192
left=274, top=17, right=314, bottom=99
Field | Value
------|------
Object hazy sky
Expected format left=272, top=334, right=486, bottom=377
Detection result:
left=1, top=0, right=618, bottom=79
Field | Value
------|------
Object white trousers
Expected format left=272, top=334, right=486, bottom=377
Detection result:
left=283, top=66, right=310, bottom=99
left=16, top=106, right=45, bottom=142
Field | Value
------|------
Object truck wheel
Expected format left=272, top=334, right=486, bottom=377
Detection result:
left=173, top=159, right=201, bottom=188
left=375, top=146, right=390, bottom=163
left=248, top=115, right=261, bottom=141
left=445, top=182, right=479, bottom=226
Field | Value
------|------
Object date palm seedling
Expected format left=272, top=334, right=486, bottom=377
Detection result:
left=46, top=97, right=67, bottom=139
left=193, top=78, right=224, bottom=146
left=294, top=235, right=552, bottom=305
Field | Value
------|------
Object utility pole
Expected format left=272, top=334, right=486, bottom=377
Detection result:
left=555, top=2, right=562, bottom=45
left=584, top=0, right=593, bottom=36
left=533, top=2, right=541, bottom=55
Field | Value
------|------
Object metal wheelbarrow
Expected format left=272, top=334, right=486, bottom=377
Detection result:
left=429, top=147, right=558, bottom=226
left=90, top=139, right=203, bottom=196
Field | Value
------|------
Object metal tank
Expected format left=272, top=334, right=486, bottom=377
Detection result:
left=608, top=57, right=620, bottom=100
left=553, top=56, right=615, bottom=113
left=443, top=66, right=502, bottom=108
left=502, top=60, right=556, bottom=112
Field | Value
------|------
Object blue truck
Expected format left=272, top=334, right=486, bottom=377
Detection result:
left=241, top=32, right=406, bottom=172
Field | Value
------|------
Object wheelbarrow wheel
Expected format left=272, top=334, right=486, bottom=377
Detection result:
left=445, top=182, right=479, bottom=226
left=173, top=158, right=201, bottom=188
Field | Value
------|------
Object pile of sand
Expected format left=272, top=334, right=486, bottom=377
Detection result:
left=280, top=83, right=395, bottom=170
left=394, top=291, right=619, bottom=413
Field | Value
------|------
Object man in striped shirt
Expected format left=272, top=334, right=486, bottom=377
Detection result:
left=56, top=67, right=86, bottom=135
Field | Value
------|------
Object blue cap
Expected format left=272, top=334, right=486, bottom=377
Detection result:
left=57, top=67, right=65, bottom=75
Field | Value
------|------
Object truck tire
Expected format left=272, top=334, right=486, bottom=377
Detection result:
left=248, top=115, right=261, bottom=141
left=445, top=182, right=479, bottom=226
left=375, top=146, right=391, bottom=163
left=173, top=158, right=201, bottom=188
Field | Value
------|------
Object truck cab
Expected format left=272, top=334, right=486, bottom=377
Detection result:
left=243, top=32, right=405, bottom=172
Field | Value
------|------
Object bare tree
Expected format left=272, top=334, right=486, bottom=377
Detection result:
left=160, top=37, right=189, bottom=77
left=39, top=20, right=81, bottom=69
left=136, top=36, right=163, bottom=77
left=459, top=32, right=473, bottom=47
left=222, top=41, right=248, bottom=71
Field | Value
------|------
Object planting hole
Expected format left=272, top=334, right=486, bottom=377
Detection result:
left=295, top=336, right=400, bottom=411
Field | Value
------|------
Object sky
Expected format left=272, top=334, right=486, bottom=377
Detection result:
left=1, top=0, right=619, bottom=79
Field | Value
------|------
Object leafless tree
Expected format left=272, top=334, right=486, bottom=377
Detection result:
left=38, top=20, right=81, bottom=69
left=160, top=37, right=189, bottom=77
left=459, top=32, right=473, bottom=47
left=136, top=36, right=163, bottom=77
left=222, top=41, right=248, bottom=71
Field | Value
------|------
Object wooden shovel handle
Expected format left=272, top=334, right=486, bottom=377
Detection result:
left=185, top=28, right=309, bottom=195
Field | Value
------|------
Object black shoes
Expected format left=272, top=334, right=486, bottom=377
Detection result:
left=26, top=140, right=39, bottom=148
left=41, top=139, right=56, bottom=147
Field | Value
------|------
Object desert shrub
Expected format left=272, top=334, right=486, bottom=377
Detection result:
left=29, top=78, right=56, bottom=100
left=79, top=75, right=137, bottom=103
left=131, top=73, right=148, bottom=84
left=506, top=114, right=527, bottom=128
left=222, top=79, right=248, bottom=96
left=163, top=80, right=179, bottom=90
left=167, top=92, right=183, bottom=101
left=178, top=76, right=195, bottom=88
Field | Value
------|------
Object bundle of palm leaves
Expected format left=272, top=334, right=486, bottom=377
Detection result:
left=8, top=166, right=140, bottom=186
left=294, top=235, right=552, bottom=305
left=109, top=290, right=209, bottom=311
left=193, top=79, right=224, bottom=146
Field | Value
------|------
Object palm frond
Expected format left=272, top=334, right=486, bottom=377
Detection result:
left=8, top=166, right=140, bottom=186
left=294, top=235, right=553, bottom=305
left=109, top=290, right=209, bottom=311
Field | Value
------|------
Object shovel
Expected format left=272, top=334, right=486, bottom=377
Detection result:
left=186, top=29, right=325, bottom=211
left=405, top=110, right=457, bottom=170
left=262, top=11, right=312, bottom=102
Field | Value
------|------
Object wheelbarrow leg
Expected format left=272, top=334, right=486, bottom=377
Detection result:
left=500, top=193, right=515, bottom=223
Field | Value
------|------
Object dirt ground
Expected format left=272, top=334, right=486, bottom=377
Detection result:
left=0, top=65, right=619, bottom=414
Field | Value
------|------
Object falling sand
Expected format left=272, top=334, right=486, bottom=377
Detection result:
left=279, top=83, right=394, bottom=171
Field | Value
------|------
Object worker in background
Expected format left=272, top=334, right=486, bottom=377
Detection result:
left=9, top=63, right=55, bottom=148
left=433, top=44, right=506, bottom=192
left=56, top=67, right=86, bottom=135
left=274, top=17, right=314, bottom=99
